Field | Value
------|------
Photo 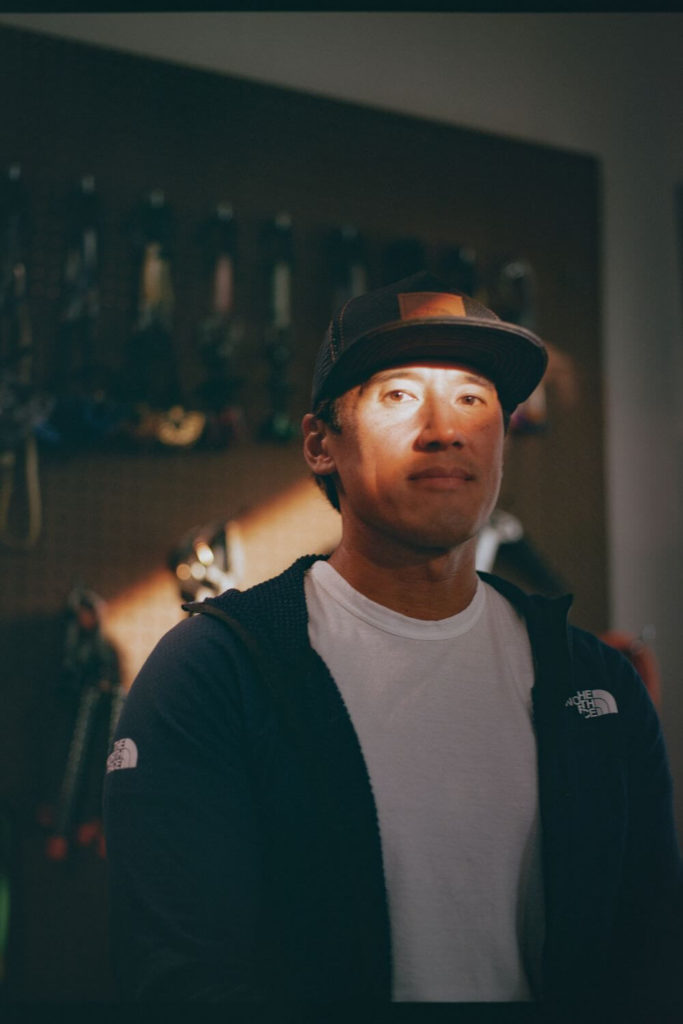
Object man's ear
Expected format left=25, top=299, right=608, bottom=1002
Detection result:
left=302, top=413, right=337, bottom=475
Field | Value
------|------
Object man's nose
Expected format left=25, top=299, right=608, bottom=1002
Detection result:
left=415, top=399, right=465, bottom=449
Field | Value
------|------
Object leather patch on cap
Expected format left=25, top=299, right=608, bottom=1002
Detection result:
left=397, top=292, right=466, bottom=321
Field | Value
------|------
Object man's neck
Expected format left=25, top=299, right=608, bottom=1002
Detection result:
left=327, top=539, right=479, bottom=621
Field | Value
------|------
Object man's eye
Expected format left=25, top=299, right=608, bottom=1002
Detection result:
left=385, top=389, right=413, bottom=402
left=460, top=393, right=485, bottom=406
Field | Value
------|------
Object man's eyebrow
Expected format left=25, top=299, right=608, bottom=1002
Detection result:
left=366, top=368, right=496, bottom=389
left=459, top=373, right=496, bottom=389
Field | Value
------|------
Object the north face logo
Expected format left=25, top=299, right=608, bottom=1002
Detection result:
left=107, top=737, right=138, bottom=772
left=565, top=689, right=618, bottom=718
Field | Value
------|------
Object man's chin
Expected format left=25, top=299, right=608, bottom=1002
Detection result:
left=391, top=526, right=480, bottom=558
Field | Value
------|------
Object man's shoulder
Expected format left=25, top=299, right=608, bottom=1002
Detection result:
left=195, top=553, right=328, bottom=652
left=126, top=554, right=326, bottom=699
left=478, top=572, right=652, bottom=710
left=566, top=622, right=656, bottom=716
left=212, top=554, right=323, bottom=615
left=216, top=553, right=324, bottom=608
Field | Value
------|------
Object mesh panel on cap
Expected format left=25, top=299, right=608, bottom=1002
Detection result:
left=311, top=271, right=547, bottom=410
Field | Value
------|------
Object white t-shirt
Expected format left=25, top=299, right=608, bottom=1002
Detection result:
left=304, top=560, right=544, bottom=1003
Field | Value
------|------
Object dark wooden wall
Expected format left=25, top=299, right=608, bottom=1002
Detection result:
left=0, top=25, right=605, bottom=999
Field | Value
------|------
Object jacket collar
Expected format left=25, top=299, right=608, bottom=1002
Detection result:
left=215, top=555, right=575, bottom=662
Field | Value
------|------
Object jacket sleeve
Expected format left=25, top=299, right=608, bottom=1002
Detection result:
left=102, top=614, right=273, bottom=1002
left=607, top=644, right=683, bottom=1010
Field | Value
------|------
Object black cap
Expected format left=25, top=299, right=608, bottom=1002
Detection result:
left=311, top=270, right=548, bottom=413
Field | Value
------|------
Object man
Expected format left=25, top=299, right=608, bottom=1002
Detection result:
left=103, top=271, right=681, bottom=1010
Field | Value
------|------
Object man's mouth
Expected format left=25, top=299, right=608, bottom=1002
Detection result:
left=408, top=466, right=475, bottom=488
left=408, top=466, right=475, bottom=481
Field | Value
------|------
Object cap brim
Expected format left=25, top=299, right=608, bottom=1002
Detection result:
left=319, top=319, right=548, bottom=412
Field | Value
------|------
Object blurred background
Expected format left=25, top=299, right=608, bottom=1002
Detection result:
left=0, top=11, right=681, bottom=1003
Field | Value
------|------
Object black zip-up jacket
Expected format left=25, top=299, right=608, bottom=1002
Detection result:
left=103, top=556, right=682, bottom=1011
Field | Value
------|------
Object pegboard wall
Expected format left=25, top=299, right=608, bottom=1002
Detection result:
left=0, top=25, right=611, bottom=999
left=0, top=23, right=606, bottom=633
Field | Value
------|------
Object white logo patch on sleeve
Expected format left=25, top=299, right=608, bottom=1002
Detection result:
left=107, top=737, right=139, bottom=772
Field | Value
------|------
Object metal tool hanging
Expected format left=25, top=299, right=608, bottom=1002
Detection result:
left=121, top=189, right=181, bottom=414
left=55, top=174, right=101, bottom=391
left=196, top=202, right=245, bottom=445
left=476, top=509, right=567, bottom=596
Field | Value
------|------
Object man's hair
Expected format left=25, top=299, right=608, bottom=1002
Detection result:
left=311, top=396, right=344, bottom=512
left=310, top=395, right=511, bottom=513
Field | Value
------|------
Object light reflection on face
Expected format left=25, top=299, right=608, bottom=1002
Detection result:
left=320, top=362, right=505, bottom=558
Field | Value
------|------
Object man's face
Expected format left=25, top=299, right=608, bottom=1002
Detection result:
left=308, top=362, right=505, bottom=559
